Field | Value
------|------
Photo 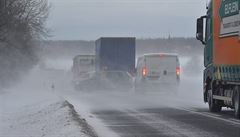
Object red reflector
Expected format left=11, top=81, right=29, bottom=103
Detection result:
left=142, top=67, right=148, bottom=77
left=176, top=67, right=180, bottom=76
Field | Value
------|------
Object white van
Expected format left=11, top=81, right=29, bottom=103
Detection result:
left=135, top=53, right=180, bottom=92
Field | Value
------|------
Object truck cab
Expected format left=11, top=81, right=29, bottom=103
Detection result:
left=72, top=55, right=95, bottom=89
left=196, top=0, right=240, bottom=118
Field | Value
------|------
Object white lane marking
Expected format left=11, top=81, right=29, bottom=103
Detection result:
left=201, top=112, right=222, bottom=117
left=185, top=108, right=199, bottom=112
left=177, top=107, right=240, bottom=126
left=105, top=122, right=170, bottom=127
left=96, top=113, right=156, bottom=117
left=228, top=118, right=240, bottom=123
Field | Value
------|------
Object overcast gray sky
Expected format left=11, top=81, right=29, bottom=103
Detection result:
left=47, top=0, right=207, bottom=40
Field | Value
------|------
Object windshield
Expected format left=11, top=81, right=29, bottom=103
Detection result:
left=78, top=59, right=95, bottom=71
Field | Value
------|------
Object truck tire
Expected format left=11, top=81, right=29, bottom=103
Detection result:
left=208, top=90, right=222, bottom=112
left=234, top=86, right=240, bottom=119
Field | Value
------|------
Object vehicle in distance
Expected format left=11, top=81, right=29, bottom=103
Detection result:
left=134, top=53, right=180, bottom=92
left=95, top=37, right=136, bottom=75
left=196, top=0, right=240, bottom=118
left=95, top=37, right=136, bottom=91
left=72, top=55, right=95, bottom=90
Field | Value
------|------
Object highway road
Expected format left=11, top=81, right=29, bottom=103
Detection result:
left=93, top=107, right=240, bottom=137
left=65, top=89, right=240, bottom=137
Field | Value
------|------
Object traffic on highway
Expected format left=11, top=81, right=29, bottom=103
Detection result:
left=0, top=0, right=240, bottom=137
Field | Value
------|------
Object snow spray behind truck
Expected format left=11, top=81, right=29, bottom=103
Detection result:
left=196, top=0, right=240, bottom=118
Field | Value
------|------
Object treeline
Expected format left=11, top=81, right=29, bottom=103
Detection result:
left=0, top=0, right=50, bottom=88
left=40, top=38, right=203, bottom=59
left=39, top=40, right=95, bottom=59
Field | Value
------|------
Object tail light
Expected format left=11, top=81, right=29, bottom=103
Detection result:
left=142, top=67, right=148, bottom=77
left=176, top=67, right=180, bottom=76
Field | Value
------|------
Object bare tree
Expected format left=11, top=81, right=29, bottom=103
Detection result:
left=0, top=0, right=50, bottom=42
left=0, top=0, right=50, bottom=88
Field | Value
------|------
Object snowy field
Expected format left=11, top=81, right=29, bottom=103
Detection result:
left=0, top=68, right=97, bottom=137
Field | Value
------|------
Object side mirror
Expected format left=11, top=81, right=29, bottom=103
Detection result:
left=196, top=16, right=206, bottom=45
left=196, top=18, right=203, bottom=40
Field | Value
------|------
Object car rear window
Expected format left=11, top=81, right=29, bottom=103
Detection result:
left=146, top=55, right=178, bottom=71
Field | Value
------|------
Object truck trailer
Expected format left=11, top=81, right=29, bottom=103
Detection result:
left=95, top=37, right=136, bottom=74
left=196, top=0, right=240, bottom=118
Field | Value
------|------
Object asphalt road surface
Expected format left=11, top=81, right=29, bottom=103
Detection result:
left=65, top=89, right=240, bottom=137
left=93, top=107, right=240, bottom=137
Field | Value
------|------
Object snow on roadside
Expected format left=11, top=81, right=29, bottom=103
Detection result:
left=0, top=89, right=97, bottom=137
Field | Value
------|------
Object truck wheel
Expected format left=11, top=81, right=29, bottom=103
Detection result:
left=208, top=91, right=222, bottom=112
left=234, top=86, right=240, bottom=119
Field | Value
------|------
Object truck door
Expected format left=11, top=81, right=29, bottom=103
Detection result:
left=204, top=7, right=213, bottom=67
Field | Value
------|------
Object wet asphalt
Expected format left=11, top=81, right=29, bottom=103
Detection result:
left=93, top=107, right=240, bottom=137
left=66, top=85, right=240, bottom=137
